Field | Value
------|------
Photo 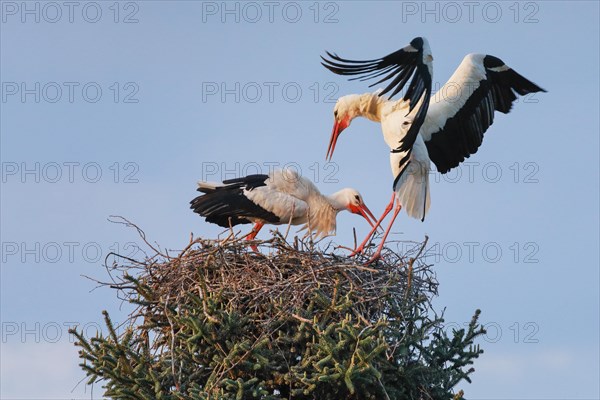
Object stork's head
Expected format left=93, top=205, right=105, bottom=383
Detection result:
left=327, top=95, right=363, bottom=161
left=327, top=93, right=386, bottom=160
left=329, top=188, right=377, bottom=227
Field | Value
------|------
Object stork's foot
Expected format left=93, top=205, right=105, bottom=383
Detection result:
left=364, top=251, right=382, bottom=265
left=350, top=233, right=377, bottom=257
left=349, top=245, right=365, bottom=257
left=249, top=244, right=259, bottom=253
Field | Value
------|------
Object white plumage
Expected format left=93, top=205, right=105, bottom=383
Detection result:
left=191, top=169, right=376, bottom=250
left=322, top=38, right=546, bottom=262
left=330, top=93, right=431, bottom=220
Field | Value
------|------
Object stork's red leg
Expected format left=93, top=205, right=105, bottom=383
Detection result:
left=246, top=222, right=264, bottom=252
left=366, top=202, right=403, bottom=264
left=351, top=193, right=395, bottom=256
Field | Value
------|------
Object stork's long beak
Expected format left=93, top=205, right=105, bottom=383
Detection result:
left=326, top=117, right=349, bottom=161
left=351, top=203, right=378, bottom=228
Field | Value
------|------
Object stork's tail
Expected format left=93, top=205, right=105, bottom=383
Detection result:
left=393, top=161, right=431, bottom=221
left=191, top=180, right=253, bottom=227
left=191, top=177, right=279, bottom=228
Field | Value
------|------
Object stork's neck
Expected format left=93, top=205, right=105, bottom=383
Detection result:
left=325, top=190, right=349, bottom=212
left=300, top=191, right=342, bottom=238
left=353, top=93, right=386, bottom=122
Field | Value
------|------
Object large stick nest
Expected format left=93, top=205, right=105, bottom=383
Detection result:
left=103, top=218, right=438, bottom=336
left=77, top=219, right=486, bottom=400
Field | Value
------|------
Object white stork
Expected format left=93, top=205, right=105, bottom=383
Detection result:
left=190, top=169, right=376, bottom=250
left=321, top=37, right=546, bottom=262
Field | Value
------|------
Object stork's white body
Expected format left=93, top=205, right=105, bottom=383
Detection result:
left=333, top=93, right=432, bottom=220
left=325, top=43, right=546, bottom=261
left=238, top=169, right=340, bottom=237
left=191, top=169, right=375, bottom=244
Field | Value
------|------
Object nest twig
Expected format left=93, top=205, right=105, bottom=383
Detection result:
left=98, top=218, right=438, bottom=352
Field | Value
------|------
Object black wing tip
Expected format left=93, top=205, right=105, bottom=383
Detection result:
left=528, top=84, right=547, bottom=94
left=483, top=54, right=547, bottom=94
left=410, top=37, right=425, bottom=49
left=222, top=174, right=269, bottom=185
left=483, top=55, right=505, bottom=69
left=321, top=61, right=336, bottom=72
left=190, top=187, right=279, bottom=227
left=320, top=51, right=338, bottom=70
left=322, top=37, right=432, bottom=102
left=321, top=51, right=336, bottom=62
left=512, top=73, right=547, bottom=95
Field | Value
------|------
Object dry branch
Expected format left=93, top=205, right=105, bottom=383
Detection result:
left=103, top=229, right=438, bottom=341
left=73, top=220, right=484, bottom=399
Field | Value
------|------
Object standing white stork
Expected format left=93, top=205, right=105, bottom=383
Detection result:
left=190, top=169, right=376, bottom=251
left=322, top=38, right=546, bottom=262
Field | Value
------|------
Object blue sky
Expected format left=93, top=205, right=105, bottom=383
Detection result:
left=1, top=1, right=599, bottom=398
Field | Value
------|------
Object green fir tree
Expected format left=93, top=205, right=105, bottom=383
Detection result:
left=71, top=231, right=485, bottom=400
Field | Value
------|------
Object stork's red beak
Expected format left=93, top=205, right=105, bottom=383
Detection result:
left=326, top=117, right=350, bottom=161
left=350, top=203, right=378, bottom=228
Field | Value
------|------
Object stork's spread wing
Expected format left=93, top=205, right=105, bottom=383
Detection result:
left=321, top=37, right=433, bottom=123
left=421, top=54, right=546, bottom=173
left=322, top=37, right=434, bottom=182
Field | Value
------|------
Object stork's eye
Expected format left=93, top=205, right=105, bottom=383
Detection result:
left=334, top=110, right=338, bottom=118
left=354, top=195, right=360, bottom=201
left=402, top=121, right=410, bottom=126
